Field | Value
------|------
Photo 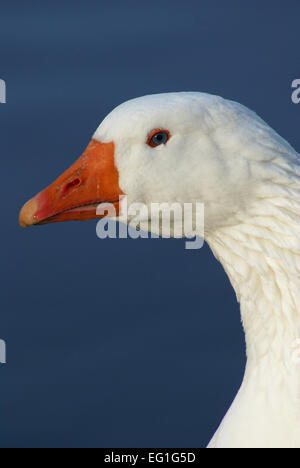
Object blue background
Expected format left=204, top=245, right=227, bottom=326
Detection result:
left=1, top=0, right=299, bottom=448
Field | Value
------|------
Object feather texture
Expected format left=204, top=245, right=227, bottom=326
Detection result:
left=93, top=92, right=300, bottom=448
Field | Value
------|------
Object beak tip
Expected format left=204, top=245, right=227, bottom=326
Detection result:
left=19, top=199, right=38, bottom=228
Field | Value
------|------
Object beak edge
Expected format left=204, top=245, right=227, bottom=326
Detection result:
left=19, top=199, right=38, bottom=228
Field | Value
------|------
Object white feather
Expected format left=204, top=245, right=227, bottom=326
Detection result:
left=94, top=92, right=300, bottom=448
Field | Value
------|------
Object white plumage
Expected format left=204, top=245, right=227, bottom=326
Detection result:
left=20, top=91, right=300, bottom=448
left=94, top=93, right=300, bottom=448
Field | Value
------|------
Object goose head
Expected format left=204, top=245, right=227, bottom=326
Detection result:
left=19, top=93, right=300, bottom=448
left=19, top=92, right=295, bottom=235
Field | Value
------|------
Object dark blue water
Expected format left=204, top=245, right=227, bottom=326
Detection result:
left=0, top=0, right=299, bottom=448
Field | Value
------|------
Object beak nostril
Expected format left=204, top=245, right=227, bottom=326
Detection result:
left=62, top=178, right=82, bottom=197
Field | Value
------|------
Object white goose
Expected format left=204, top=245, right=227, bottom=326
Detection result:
left=19, top=92, right=300, bottom=448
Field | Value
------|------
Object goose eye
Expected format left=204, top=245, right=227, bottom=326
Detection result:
left=147, top=130, right=170, bottom=147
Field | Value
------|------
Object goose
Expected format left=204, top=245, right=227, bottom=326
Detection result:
left=19, top=92, right=300, bottom=448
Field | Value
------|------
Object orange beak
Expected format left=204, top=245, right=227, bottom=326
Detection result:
left=19, top=139, right=123, bottom=227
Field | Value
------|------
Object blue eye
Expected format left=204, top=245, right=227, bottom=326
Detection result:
left=148, top=130, right=170, bottom=147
